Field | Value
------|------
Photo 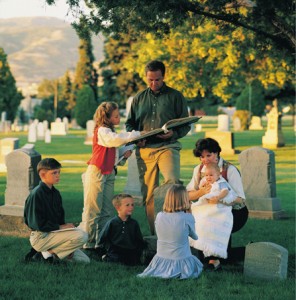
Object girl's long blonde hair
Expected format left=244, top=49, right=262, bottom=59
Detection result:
left=93, top=101, right=118, bottom=131
left=163, top=184, right=190, bottom=213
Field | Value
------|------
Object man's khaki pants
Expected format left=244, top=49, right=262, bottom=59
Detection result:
left=136, top=146, right=181, bottom=234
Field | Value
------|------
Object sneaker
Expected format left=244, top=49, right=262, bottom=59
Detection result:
left=24, top=248, right=38, bottom=262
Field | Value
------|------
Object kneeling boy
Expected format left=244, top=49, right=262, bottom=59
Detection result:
left=24, top=158, right=90, bottom=263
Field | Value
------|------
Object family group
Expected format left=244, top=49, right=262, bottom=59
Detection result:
left=24, top=60, right=248, bottom=279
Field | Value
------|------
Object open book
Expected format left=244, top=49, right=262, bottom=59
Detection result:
left=126, top=115, right=201, bottom=145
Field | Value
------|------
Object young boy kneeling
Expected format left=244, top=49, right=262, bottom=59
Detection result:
left=24, top=158, right=90, bottom=263
left=97, top=194, right=146, bottom=266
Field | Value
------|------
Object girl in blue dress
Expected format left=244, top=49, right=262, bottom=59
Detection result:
left=138, top=184, right=203, bottom=279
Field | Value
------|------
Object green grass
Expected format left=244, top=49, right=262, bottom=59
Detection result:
left=0, top=124, right=295, bottom=300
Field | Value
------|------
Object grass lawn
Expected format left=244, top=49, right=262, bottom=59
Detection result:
left=0, top=123, right=295, bottom=300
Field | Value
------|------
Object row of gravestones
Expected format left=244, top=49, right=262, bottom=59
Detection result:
left=0, top=143, right=289, bottom=280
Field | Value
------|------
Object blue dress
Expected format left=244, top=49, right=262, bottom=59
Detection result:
left=138, top=211, right=203, bottom=279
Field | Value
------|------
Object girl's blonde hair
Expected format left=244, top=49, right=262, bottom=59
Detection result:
left=93, top=101, right=118, bottom=130
left=163, top=184, right=190, bottom=213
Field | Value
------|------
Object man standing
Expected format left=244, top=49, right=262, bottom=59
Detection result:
left=126, top=60, right=190, bottom=234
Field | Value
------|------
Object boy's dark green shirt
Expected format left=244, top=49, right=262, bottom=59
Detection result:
left=125, top=83, right=190, bottom=147
left=24, top=181, right=65, bottom=232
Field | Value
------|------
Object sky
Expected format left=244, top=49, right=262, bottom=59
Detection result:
left=0, top=0, right=76, bottom=22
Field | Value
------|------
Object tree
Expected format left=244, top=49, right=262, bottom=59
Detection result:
left=75, top=85, right=98, bottom=128
left=236, top=80, right=266, bottom=116
left=37, top=78, right=71, bottom=120
left=100, top=34, right=146, bottom=106
left=47, top=0, right=294, bottom=54
left=0, top=47, right=23, bottom=121
left=60, top=70, right=74, bottom=118
left=73, top=30, right=98, bottom=100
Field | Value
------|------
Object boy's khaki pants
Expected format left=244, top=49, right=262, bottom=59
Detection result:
left=30, top=229, right=90, bottom=263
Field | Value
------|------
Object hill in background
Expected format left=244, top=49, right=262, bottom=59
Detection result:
left=0, top=17, right=104, bottom=94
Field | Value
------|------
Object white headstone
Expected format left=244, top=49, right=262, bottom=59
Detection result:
left=37, top=122, right=45, bottom=140
left=195, top=124, right=202, bottom=132
left=84, top=120, right=95, bottom=145
left=43, top=120, right=49, bottom=131
left=63, top=117, right=69, bottom=132
left=56, top=117, right=62, bottom=123
left=1, top=111, right=7, bottom=122
left=51, top=122, right=67, bottom=135
left=45, top=129, right=51, bottom=143
left=249, top=116, right=263, bottom=130
left=233, top=117, right=241, bottom=131
left=217, top=114, right=230, bottom=131
left=262, top=100, right=285, bottom=148
left=0, top=138, right=19, bottom=172
left=28, top=123, right=37, bottom=143
left=124, top=152, right=142, bottom=197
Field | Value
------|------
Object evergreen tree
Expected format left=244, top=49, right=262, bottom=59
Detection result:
left=75, top=85, right=98, bottom=128
left=60, top=70, right=74, bottom=118
left=0, top=47, right=22, bottom=121
left=74, top=30, right=98, bottom=100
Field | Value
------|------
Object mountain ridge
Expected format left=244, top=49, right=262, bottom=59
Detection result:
left=0, top=17, right=104, bottom=93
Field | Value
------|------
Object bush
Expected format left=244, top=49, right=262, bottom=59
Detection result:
left=233, top=110, right=250, bottom=130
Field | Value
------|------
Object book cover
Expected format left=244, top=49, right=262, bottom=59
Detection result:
left=126, top=116, right=201, bottom=145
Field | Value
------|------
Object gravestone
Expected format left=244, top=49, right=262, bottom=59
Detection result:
left=0, top=120, right=11, bottom=133
left=124, top=151, right=142, bottom=199
left=37, top=122, right=45, bottom=140
left=84, top=120, right=95, bottom=145
left=0, top=144, right=41, bottom=217
left=1, top=111, right=6, bottom=122
left=195, top=124, right=202, bottom=132
left=28, top=123, right=37, bottom=143
left=233, top=117, right=241, bottom=131
left=238, top=147, right=285, bottom=219
left=217, top=114, right=230, bottom=131
left=205, top=131, right=235, bottom=155
left=63, top=117, right=69, bottom=132
left=51, top=121, right=67, bottom=135
left=262, top=100, right=285, bottom=148
left=43, top=120, right=49, bottom=131
left=249, top=116, right=263, bottom=130
left=45, top=129, right=51, bottom=143
left=244, top=242, right=288, bottom=280
left=0, top=138, right=19, bottom=172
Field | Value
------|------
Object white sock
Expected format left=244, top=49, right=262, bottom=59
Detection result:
left=42, top=251, right=53, bottom=259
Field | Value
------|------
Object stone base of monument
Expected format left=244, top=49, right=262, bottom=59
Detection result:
left=248, top=209, right=287, bottom=219
left=0, top=205, right=24, bottom=216
left=262, top=131, right=285, bottom=149
left=246, top=197, right=287, bottom=219
left=0, top=215, right=30, bottom=237
left=244, top=242, right=288, bottom=280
